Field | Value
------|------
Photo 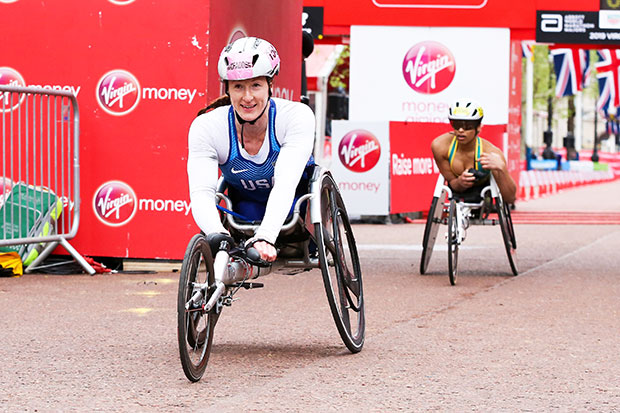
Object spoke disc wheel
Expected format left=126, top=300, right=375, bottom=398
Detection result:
left=496, top=198, right=518, bottom=276
left=420, top=190, right=447, bottom=274
left=177, top=234, right=219, bottom=382
left=447, top=199, right=459, bottom=286
left=316, top=173, right=365, bottom=353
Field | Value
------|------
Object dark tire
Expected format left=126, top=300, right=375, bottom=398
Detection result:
left=496, top=197, right=518, bottom=275
left=420, top=190, right=447, bottom=274
left=447, top=199, right=459, bottom=286
left=315, top=173, right=365, bottom=353
left=177, top=234, right=219, bottom=382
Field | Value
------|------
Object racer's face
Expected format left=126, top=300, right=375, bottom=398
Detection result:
left=229, top=77, right=270, bottom=122
left=450, top=120, right=481, bottom=143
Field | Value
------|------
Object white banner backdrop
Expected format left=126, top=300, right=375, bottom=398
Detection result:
left=349, top=26, right=510, bottom=125
left=330, top=120, right=391, bottom=216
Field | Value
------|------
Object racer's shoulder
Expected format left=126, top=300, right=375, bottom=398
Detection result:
left=431, top=131, right=454, bottom=147
left=430, top=132, right=453, bottom=158
left=191, top=105, right=229, bottom=130
left=189, top=105, right=230, bottom=144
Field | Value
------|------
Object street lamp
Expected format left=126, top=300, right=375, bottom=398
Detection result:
left=592, top=104, right=600, bottom=163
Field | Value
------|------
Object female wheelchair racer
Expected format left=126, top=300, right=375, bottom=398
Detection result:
left=180, top=37, right=364, bottom=381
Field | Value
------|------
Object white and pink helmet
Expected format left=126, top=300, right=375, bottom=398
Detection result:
left=217, top=37, right=280, bottom=81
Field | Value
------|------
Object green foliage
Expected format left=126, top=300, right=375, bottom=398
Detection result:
left=532, top=44, right=552, bottom=110
left=328, top=46, right=350, bottom=92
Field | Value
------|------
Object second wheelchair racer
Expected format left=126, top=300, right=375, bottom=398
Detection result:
left=187, top=37, right=316, bottom=262
left=431, top=99, right=517, bottom=204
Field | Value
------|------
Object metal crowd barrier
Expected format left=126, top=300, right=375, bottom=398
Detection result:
left=0, top=85, right=95, bottom=275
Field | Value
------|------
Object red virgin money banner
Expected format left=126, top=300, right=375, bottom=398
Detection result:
left=389, top=122, right=505, bottom=214
left=1, top=0, right=303, bottom=259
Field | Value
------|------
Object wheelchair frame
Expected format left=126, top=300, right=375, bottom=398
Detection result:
left=420, top=173, right=518, bottom=285
left=177, top=165, right=365, bottom=382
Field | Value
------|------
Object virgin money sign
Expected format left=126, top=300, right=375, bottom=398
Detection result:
left=349, top=26, right=510, bottom=124
left=1, top=0, right=302, bottom=259
left=331, top=121, right=390, bottom=216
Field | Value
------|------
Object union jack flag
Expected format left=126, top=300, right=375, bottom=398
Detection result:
left=598, top=74, right=613, bottom=116
left=550, top=47, right=589, bottom=97
left=595, top=49, right=620, bottom=108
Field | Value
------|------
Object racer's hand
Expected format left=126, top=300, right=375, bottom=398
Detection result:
left=252, top=241, right=277, bottom=262
left=479, top=152, right=505, bottom=171
left=454, top=170, right=475, bottom=190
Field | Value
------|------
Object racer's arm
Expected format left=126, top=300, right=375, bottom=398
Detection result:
left=187, top=115, right=229, bottom=236
left=254, top=102, right=316, bottom=245
left=430, top=133, right=475, bottom=192
left=479, top=146, right=517, bottom=204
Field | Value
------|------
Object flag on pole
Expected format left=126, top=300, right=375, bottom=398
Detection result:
left=595, top=49, right=620, bottom=108
left=550, top=47, right=586, bottom=97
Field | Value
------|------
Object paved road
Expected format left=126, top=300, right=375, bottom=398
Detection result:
left=1, top=180, right=619, bottom=412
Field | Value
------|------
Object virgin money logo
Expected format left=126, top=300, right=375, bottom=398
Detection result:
left=93, top=181, right=138, bottom=227
left=402, top=41, right=456, bottom=94
left=108, top=0, right=136, bottom=4
left=338, top=130, right=381, bottom=173
left=0, top=67, right=26, bottom=112
left=96, top=70, right=141, bottom=116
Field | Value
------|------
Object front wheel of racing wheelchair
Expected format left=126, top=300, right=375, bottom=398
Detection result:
left=315, top=172, right=365, bottom=353
left=177, top=233, right=219, bottom=382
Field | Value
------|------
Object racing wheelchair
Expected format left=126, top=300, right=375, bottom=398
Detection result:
left=419, top=172, right=518, bottom=286
left=177, top=165, right=365, bottom=382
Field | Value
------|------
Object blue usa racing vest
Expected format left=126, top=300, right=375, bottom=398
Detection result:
left=220, top=100, right=313, bottom=205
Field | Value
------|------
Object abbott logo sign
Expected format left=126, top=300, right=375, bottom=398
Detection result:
left=540, top=13, right=563, bottom=32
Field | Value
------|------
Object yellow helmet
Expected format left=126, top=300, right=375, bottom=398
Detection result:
left=448, top=99, right=484, bottom=121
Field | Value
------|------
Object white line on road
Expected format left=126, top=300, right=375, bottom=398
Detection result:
left=357, top=244, right=487, bottom=251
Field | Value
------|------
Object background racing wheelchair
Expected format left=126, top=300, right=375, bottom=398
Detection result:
left=419, top=170, right=518, bottom=286
left=177, top=165, right=365, bottom=382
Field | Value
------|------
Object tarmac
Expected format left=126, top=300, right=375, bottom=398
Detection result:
left=0, top=179, right=619, bottom=412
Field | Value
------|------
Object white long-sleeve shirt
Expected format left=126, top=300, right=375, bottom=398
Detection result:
left=187, top=97, right=316, bottom=244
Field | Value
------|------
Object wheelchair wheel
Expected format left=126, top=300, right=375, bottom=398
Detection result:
left=177, top=233, right=219, bottom=382
left=447, top=198, right=459, bottom=286
left=496, top=198, right=518, bottom=276
left=316, top=173, right=365, bottom=353
left=420, top=190, right=447, bottom=274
